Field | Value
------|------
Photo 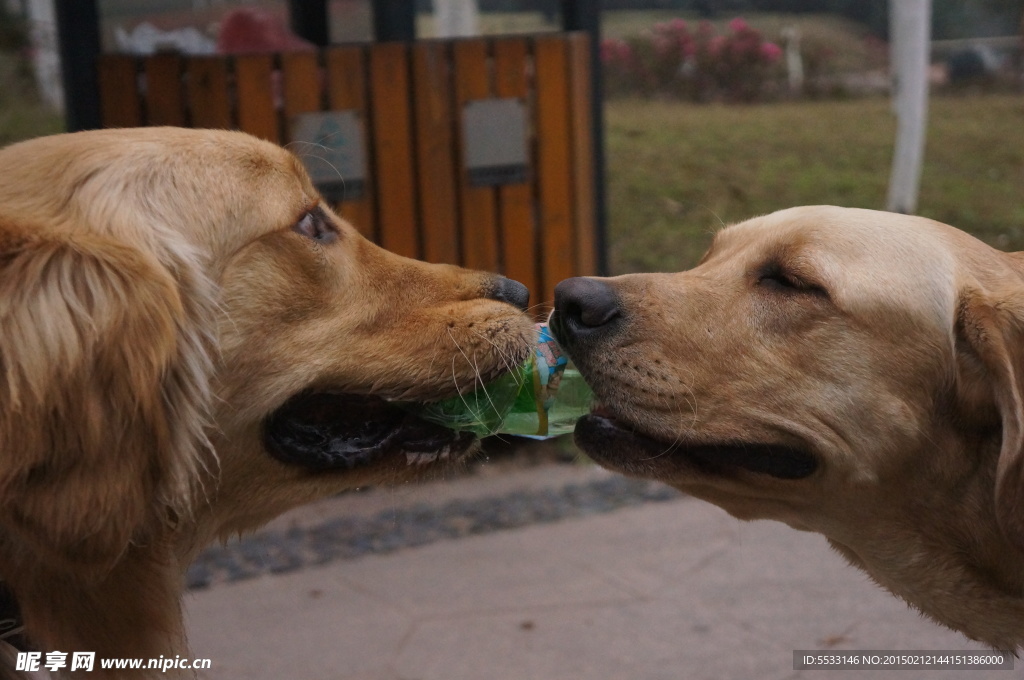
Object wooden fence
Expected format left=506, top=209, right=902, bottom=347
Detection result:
left=97, top=33, right=597, bottom=313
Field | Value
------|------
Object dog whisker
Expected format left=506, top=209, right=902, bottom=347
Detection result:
left=284, top=141, right=349, bottom=199
left=468, top=329, right=520, bottom=382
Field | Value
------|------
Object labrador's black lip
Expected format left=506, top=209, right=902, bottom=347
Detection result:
left=574, top=413, right=817, bottom=480
left=263, top=392, right=474, bottom=472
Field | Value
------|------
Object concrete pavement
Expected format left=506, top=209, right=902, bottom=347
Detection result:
left=186, top=460, right=1011, bottom=680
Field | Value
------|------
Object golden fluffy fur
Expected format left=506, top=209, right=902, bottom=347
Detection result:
left=0, top=128, right=533, bottom=676
left=553, top=206, right=1024, bottom=651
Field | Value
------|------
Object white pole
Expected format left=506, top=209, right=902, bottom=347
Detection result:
left=781, top=26, right=804, bottom=94
left=26, top=0, right=63, bottom=111
left=886, top=0, right=932, bottom=214
left=434, top=0, right=480, bottom=38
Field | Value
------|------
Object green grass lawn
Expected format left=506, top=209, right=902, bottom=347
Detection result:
left=0, top=53, right=63, bottom=147
left=0, top=97, right=63, bottom=147
left=605, top=94, right=1024, bottom=274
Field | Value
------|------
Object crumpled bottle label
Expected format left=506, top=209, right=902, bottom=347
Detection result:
left=400, top=323, right=591, bottom=439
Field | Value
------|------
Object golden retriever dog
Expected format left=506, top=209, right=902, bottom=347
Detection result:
left=0, top=127, right=534, bottom=676
left=551, top=205, right=1024, bottom=651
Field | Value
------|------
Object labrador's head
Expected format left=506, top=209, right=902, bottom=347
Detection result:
left=552, top=206, right=1024, bottom=649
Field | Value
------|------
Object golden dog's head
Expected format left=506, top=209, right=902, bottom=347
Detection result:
left=0, top=128, right=533, bottom=626
left=552, top=206, right=1024, bottom=648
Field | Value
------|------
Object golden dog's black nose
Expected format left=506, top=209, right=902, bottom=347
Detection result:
left=489, top=276, right=530, bottom=312
left=553, top=277, right=620, bottom=335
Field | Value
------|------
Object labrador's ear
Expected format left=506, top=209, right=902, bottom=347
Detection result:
left=956, top=283, right=1024, bottom=549
left=0, top=227, right=213, bottom=578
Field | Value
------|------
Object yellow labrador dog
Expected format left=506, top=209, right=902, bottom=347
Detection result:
left=0, top=128, right=534, bottom=676
left=551, top=205, right=1024, bottom=651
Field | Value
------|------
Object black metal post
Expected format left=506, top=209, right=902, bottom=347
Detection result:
left=372, top=0, right=416, bottom=42
left=288, top=0, right=330, bottom=47
left=53, top=0, right=102, bottom=131
left=561, top=0, right=608, bottom=276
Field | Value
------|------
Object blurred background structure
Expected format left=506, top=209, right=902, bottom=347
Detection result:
left=5, top=0, right=1021, bottom=272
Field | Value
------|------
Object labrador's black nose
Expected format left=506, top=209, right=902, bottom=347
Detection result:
left=489, top=276, right=530, bottom=312
left=553, top=277, right=620, bottom=338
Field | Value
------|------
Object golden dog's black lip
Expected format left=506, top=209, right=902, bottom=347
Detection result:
left=574, top=414, right=817, bottom=480
left=263, top=392, right=474, bottom=472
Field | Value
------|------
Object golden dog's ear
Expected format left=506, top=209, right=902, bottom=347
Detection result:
left=956, top=283, right=1024, bottom=548
left=0, top=229, right=213, bottom=576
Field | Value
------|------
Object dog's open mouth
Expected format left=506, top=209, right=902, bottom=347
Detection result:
left=263, top=392, right=475, bottom=472
left=574, top=411, right=817, bottom=481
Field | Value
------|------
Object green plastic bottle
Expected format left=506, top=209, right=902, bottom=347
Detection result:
left=407, top=323, right=592, bottom=439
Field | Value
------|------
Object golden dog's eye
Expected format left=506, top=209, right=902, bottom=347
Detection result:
left=294, top=207, right=338, bottom=245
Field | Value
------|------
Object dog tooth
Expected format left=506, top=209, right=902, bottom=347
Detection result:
left=405, top=451, right=441, bottom=466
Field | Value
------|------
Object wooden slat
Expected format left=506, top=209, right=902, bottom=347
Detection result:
left=97, top=55, right=141, bottom=128
left=368, top=43, right=419, bottom=258
left=412, top=41, right=459, bottom=265
left=143, top=53, right=184, bottom=127
left=234, top=54, right=278, bottom=143
left=453, top=38, right=499, bottom=273
left=282, top=51, right=322, bottom=119
left=325, top=47, right=375, bottom=238
left=493, top=37, right=537, bottom=312
left=325, top=47, right=366, bottom=113
left=281, top=51, right=326, bottom=203
left=533, top=36, right=576, bottom=311
left=568, top=33, right=597, bottom=277
left=186, top=57, right=233, bottom=129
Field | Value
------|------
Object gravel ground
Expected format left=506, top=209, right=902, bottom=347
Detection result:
left=186, top=475, right=681, bottom=590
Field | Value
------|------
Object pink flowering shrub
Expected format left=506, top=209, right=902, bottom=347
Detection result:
left=601, top=17, right=783, bottom=102
left=600, top=37, right=638, bottom=98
